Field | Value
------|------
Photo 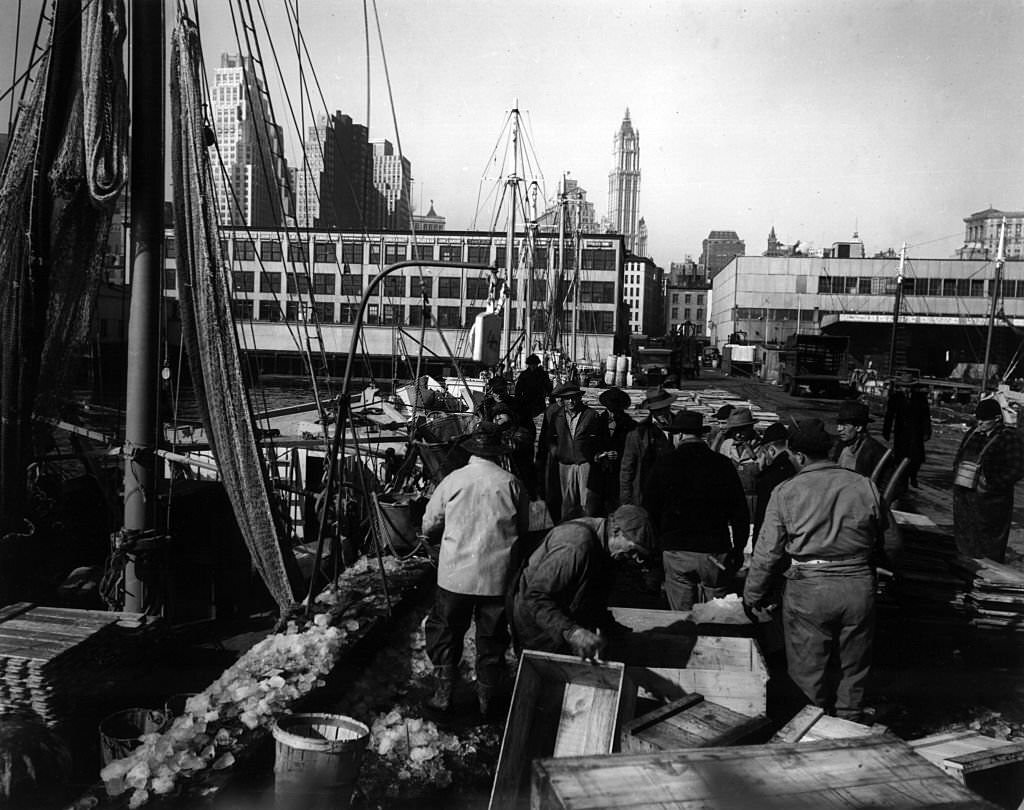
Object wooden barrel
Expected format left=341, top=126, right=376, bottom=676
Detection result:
left=272, top=714, right=369, bottom=810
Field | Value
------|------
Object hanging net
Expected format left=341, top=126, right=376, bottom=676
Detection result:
left=170, top=19, right=296, bottom=611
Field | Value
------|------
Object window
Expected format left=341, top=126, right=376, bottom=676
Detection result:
left=438, top=277, right=462, bottom=298
left=381, top=275, right=405, bottom=297
left=697, top=308, right=704, bottom=320
left=313, top=274, right=335, bottom=295
left=258, top=302, right=281, bottom=322
left=219, top=239, right=229, bottom=259
left=495, top=246, right=519, bottom=267
left=383, top=304, right=403, bottom=325
left=231, top=300, right=253, bottom=320
left=234, top=239, right=256, bottom=260
left=970, top=279, right=984, bottom=297
left=231, top=271, right=255, bottom=292
left=165, top=237, right=176, bottom=258
left=439, top=244, right=462, bottom=264
left=530, top=278, right=548, bottom=301
left=409, top=305, right=430, bottom=326
left=579, top=281, right=614, bottom=303
left=288, top=242, right=308, bottom=263
left=259, top=271, right=280, bottom=293
left=286, top=274, right=310, bottom=295
left=285, top=301, right=300, bottom=321
left=341, top=241, right=363, bottom=264
left=339, top=303, right=358, bottom=324
left=384, top=243, right=406, bottom=263
left=412, top=243, right=433, bottom=261
left=697, top=294, right=704, bottom=304
left=671, top=293, right=679, bottom=304
left=467, top=245, right=489, bottom=264
left=436, top=306, right=461, bottom=327
left=261, top=239, right=282, bottom=261
left=466, top=277, right=489, bottom=299
left=368, top=243, right=381, bottom=265
left=943, top=279, right=957, bottom=297
left=577, top=310, right=615, bottom=333
left=312, top=302, right=334, bottom=323
left=533, top=246, right=547, bottom=269
left=340, top=275, right=362, bottom=295
left=684, top=294, right=692, bottom=304
left=411, top=276, right=433, bottom=297
left=314, top=242, right=336, bottom=264
left=671, top=307, right=678, bottom=319
left=858, top=277, right=872, bottom=295
left=581, top=248, right=616, bottom=272
left=465, top=306, right=485, bottom=326
left=366, top=304, right=379, bottom=325
left=163, top=269, right=176, bottom=290
left=817, top=276, right=832, bottom=294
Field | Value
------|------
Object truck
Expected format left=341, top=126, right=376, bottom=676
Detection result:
left=777, top=334, right=851, bottom=397
left=629, top=331, right=704, bottom=386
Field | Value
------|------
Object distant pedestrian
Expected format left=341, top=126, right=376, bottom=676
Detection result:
left=645, top=411, right=749, bottom=610
left=420, top=423, right=529, bottom=717
left=832, top=400, right=887, bottom=479
left=588, top=388, right=636, bottom=516
left=953, top=398, right=1024, bottom=562
left=882, top=374, right=932, bottom=488
left=745, top=418, right=888, bottom=721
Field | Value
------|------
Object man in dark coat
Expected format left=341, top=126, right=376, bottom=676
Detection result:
left=547, top=383, right=602, bottom=519
left=953, top=397, right=1024, bottom=562
left=587, top=387, right=635, bottom=517
left=644, top=411, right=750, bottom=610
left=511, top=505, right=655, bottom=661
left=514, top=353, right=553, bottom=423
left=619, top=388, right=674, bottom=508
left=753, top=421, right=797, bottom=545
left=832, top=400, right=887, bottom=480
left=883, top=374, right=932, bottom=489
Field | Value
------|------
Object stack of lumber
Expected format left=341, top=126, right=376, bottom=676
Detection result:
left=884, top=513, right=967, bottom=618
left=0, top=603, right=136, bottom=725
left=954, top=557, right=1024, bottom=631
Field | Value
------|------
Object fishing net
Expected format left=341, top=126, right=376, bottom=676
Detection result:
left=169, top=20, right=296, bottom=611
left=0, top=0, right=127, bottom=522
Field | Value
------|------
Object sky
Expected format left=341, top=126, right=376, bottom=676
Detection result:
left=3, top=0, right=1024, bottom=265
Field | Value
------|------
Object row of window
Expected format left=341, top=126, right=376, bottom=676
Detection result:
left=229, top=300, right=615, bottom=333
left=163, top=269, right=616, bottom=303
left=165, top=237, right=613, bottom=270
left=670, top=308, right=705, bottom=321
left=818, top=275, right=1009, bottom=298
left=670, top=293, right=705, bottom=305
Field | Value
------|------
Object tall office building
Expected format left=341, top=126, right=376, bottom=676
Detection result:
left=209, top=54, right=292, bottom=229
left=700, top=230, right=745, bottom=279
left=537, top=178, right=597, bottom=232
left=293, top=111, right=373, bottom=230
left=607, top=109, right=641, bottom=253
left=371, top=139, right=411, bottom=231
left=959, top=207, right=1024, bottom=260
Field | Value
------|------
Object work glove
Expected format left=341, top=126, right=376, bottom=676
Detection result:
left=564, top=626, right=605, bottom=663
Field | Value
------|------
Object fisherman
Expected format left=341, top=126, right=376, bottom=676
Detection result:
left=832, top=400, right=887, bottom=479
left=588, top=387, right=635, bottom=516
left=753, top=421, right=796, bottom=545
left=420, top=422, right=529, bottom=717
left=547, top=382, right=601, bottom=519
left=619, top=388, right=674, bottom=508
left=744, top=418, right=887, bottom=721
left=510, top=504, right=655, bottom=661
left=644, top=411, right=749, bottom=610
left=952, top=397, right=1024, bottom=562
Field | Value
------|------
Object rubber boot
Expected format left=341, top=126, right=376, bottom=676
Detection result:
left=426, top=665, right=456, bottom=713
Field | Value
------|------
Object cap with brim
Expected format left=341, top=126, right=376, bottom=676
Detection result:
left=551, top=382, right=583, bottom=399
left=610, top=504, right=655, bottom=554
left=461, top=422, right=512, bottom=457
left=724, top=407, right=754, bottom=430
left=599, top=387, right=631, bottom=410
left=762, top=422, right=789, bottom=444
left=788, top=418, right=835, bottom=456
left=665, top=410, right=709, bottom=434
left=715, top=404, right=735, bottom=421
left=641, top=390, right=675, bottom=410
left=836, top=400, right=872, bottom=425
left=976, top=398, right=1002, bottom=420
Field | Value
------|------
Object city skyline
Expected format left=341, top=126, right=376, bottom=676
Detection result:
left=4, top=0, right=1024, bottom=265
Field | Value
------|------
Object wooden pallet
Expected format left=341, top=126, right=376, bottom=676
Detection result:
left=621, top=692, right=770, bottom=753
left=531, top=737, right=1001, bottom=809
left=910, top=729, right=1024, bottom=783
left=489, top=651, right=631, bottom=810
left=771, top=706, right=889, bottom=743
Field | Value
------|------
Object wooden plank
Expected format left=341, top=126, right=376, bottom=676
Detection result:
left=628, top=665, right=767, bottom=716
left=773, top=706, right=827, bottom=743
left=553, top=683, right=618, bottom=757
left=531, top=737, right=1001, bottom=809
left=772, top=706, right=887, bottom=743
left=911, top=730, right=1024, bottom=782
left=623, top=693, right=769, bottom=753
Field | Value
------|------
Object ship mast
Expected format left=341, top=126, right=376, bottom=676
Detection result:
left=981, top=218, right=1007, bottom=391
left=501, top=99, right=519, bottom=365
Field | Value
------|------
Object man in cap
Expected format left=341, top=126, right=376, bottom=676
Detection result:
left=588, top=388, right=636, bottom=516
left=421, top=422, right=529, bottom=717
left=753, top=422, right=796, bottom=544
left=713, top=406, right=761, bottom=516
left=953, top=397, right=1024, bottom=561
left=514, top=353, right=553, bottom=425
left=882, top=373, right=932, bottom=490
left=546, top=382, right=602, bottom=519
left=511, top=504, right=655, bottom=661
left=644, top=411, right=750, bottom=610
left=744, top=418, right=887, bottom=720
left=833, top=400, right=887, bottom=479
left=619, top=388, right=674, bottom=507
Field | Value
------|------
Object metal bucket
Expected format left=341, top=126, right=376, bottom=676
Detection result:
left=273, top=713, right=369, bottom=810
left=98, top=708, right=166, bottom=766
left=376, top=494, right=427, bottom=553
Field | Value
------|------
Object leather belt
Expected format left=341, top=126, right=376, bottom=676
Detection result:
left=790, top=556, right=867, bottom=566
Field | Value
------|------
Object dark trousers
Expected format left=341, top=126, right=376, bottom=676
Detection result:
left=424, top=587, right=509, bottom=686
left=783, top=567, right=875, bottom=717
left=662, top=549, right=731, bottom=610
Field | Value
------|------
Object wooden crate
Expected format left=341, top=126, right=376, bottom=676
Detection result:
left=489, top=651, right=630, bottom=810
left=910, top=729, right=1024, bottom=783
left=772, top=706, right=889, bottom=743
left=621, top=692, right=770, bottom=753
left=531, top=737, right=1002, bottom=809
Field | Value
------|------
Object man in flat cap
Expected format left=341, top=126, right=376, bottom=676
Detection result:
left=421, top=422, right=529, bottom=717
left=588, top=388, right=636, bottom=516
left=753, top=422, right=796, bottom=544
left=745, top=418, right=887, bottom=721
left=511, top=504, right=655, bottom=662
left=546, top=382, right=601, bottom=520
left=833, top=400, right=887, bottom=479
left=953, top=397, right=1024, bottom=562
left=515, top=353, right=553, bottom=427
left=619, top=388, right=674, bottom=508
left=644, top=411, right=749, bottom=610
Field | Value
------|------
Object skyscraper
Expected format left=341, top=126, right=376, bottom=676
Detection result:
left=608, top=109, right=641, bottom=254
left=293, top=111, right=373, bottom=230
left=209, top=53, right=292, bottom=229
left=371, top=139, right=411, bottom=231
